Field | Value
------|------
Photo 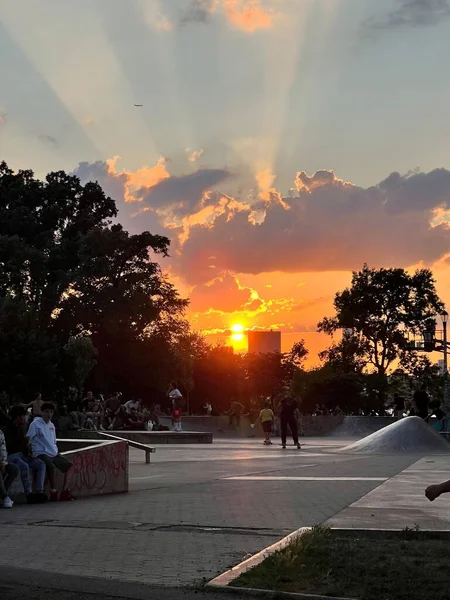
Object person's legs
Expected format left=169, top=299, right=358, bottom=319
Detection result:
left=38, top=454, right=56, bottom=491
left=1, top=463, right=20, bottom=504
left=28, top=457, right=46, bottom=494
left=8, top=453, right=33, bottom=495
left=69, top=411, right=81, bottom=428
left=0, top=470, right=6, bottom=500
left=51, top=454, right=74, bottom=499
left=280, top=419, right=288, bottom=447
left=289, top=417, right=299, bottom=446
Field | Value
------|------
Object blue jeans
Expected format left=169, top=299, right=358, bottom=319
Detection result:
left=7, top=453, right=46, bottom=494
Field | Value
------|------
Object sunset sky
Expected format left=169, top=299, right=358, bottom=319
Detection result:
left=1, top=0, right=450, bottom=365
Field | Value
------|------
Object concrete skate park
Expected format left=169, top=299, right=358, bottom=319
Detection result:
left=2, top=415, right=450, bottom=596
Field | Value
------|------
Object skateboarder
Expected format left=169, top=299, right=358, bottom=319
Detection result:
left=259, top=400, right=274, bottom=445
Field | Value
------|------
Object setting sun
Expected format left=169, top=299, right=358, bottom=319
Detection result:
left=230, top=323, right=245, bottom=343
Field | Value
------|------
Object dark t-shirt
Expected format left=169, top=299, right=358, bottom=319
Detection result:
left=81, top=398, right=97, bottom=412
left=4, top=423, right=29, bottom=456
left=106, top=397, right=121, bottom=413
left=413, top=390, right=428, bottom=411
left=230, top=402, right=244, bottom=415
left=394, top=395, right=405, bottom=411
left=280, top=397, right=298, bottom=420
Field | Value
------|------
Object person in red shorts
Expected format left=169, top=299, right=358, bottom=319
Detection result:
left=172, top=405, right=182, bottom=432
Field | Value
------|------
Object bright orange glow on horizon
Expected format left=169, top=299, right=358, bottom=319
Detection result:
left=230, top=323, right=245, bottom=343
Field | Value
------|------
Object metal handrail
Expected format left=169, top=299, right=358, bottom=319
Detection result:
left=97, top=431, right=155, bottom=464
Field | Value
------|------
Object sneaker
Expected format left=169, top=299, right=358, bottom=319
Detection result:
left=35, top=493, right=48, bottom=504
left=50, top=490, right=59, bottom=502
left=60, top=490, right=76, bottom=502
left=3, top=497, right=13, bottom=509
left=26, top=493, right=38, bottom=504
left=282, top=445, right=286, bottom=449
left=296, top=443, right=301, bottom=450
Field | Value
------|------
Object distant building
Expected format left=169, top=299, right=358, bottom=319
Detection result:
left=248, top=330, right=281, bottom=354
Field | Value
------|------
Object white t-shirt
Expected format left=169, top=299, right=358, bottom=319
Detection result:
left=27, top=417, right=58, bottom=458
left=169, top=388, right=182, bottom=399
left=124, top=400, right=140, bottom=413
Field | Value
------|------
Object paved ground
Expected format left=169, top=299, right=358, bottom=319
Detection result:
left=328, top=455, right=450, bottom=530
left=0, top=437, right=444, bottom=592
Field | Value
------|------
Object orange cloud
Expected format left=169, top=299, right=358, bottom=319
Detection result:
left=222, top=0, right=274, bottom=32
left=106, top=156, right=170, bottom=203
left=256, top=168, right=275, bottom=192
left=187, top=148, right=204, bottom=162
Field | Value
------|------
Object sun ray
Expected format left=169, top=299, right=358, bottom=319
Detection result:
left=1, top=1, right=159, bottom=162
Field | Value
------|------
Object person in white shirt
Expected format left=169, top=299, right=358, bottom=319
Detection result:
left=124, top=398, right=141, bottom=414
left=27, top=402, right=74, bottom=502
left=167, top=383, right=183, bottom=407
left=0, top=430, right=19, bottom=509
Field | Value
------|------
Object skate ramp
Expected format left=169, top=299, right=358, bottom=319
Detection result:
left=331, top=416, right=395, bottom=437
left=340, top=416, right=450, bottom=454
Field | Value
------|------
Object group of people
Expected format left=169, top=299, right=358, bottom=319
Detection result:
left=392, top=384, right=444, bottom=421
left=44, top=390, right=167, bottom=434
left=258, top=396, right=302, bottom=449
left=0, top=403, right=74, bottom=509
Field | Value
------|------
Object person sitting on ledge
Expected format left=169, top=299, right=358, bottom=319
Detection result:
left=104, top=392, right=126, bottom=430
left=0, top=428, right=19, bottom=509
left=27, top=402, right=74, bottom=502
left=4, top=405, right=47, bottom=504
left=124, top=407, right=146, bottom=430
left=426, top=480, right=450, bottom=502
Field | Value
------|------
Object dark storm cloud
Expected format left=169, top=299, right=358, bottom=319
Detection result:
left=175, top=168, right=450, bottom=284
left=368, top=0, right=450, bottom=28
left=141, top=168, right=232, bottom=216
left=180, top=0, right=213, bottom=26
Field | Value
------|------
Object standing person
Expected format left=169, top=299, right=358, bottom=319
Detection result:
left=226, top=400, right=244, bottom=429
left=0, top=429, right=19, bottom=508
left=204, top=402, right=213, bottom=416
left=393, top=393, right=405, bottom=420
left=413, top=384, right=429, bottom=420
left=279, top=395, right=301, bottom=450
left=259, top=401, right=274, bottom=446
left=172, top=404, right=182, bottom=432
left=4, top=405, right=47, bottom=503
left=104, top=392, right=124, bottom=430
left=167, top=383, right=184, bottom=408
left=27, top=402, right=74, bottom=502
left=28, top=393, right=44, bottom=420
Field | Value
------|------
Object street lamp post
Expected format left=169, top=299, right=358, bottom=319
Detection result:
left=442, top=311, right=449, bottom=411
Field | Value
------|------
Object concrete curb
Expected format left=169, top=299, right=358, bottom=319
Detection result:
left=206, top=526, right=362, bottom=600
left=207, top=527, right=311, bottom=588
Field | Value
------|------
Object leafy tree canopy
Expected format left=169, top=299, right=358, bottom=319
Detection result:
left=318, top=264, right=443, bottom=377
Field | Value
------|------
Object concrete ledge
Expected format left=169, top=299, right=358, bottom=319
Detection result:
left=10, top=438, right=129, bottom=499
left=68, top=430, right=213, bottom=444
